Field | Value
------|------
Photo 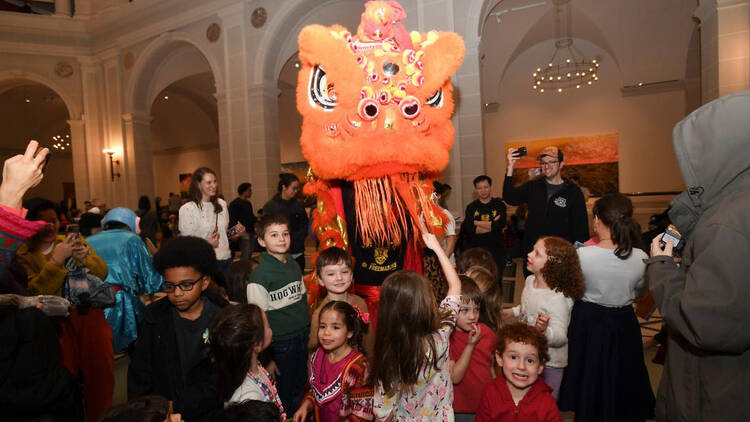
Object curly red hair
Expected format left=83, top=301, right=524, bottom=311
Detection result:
left=539, top=236, right=585, bottom=300
left=496, top=322, right=550, bottom=364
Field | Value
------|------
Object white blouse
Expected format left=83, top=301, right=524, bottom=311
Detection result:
left=178, top=198, right=231, bottom=260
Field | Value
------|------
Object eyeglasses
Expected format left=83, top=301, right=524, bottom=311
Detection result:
left=539, top=160, right=559, bottom=167
left=163, top=275, right=205, bottom=292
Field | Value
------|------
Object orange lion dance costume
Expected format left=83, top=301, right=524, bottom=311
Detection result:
left=297, top=1, right=465, bottom=320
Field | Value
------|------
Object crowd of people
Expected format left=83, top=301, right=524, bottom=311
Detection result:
left=0, top=90, right=749, bottom=422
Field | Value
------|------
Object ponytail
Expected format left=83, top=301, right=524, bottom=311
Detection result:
left=610, top=215, right=642, bottom=259
left=277, top=173, right=299, bottom=193
left=592, top=194, right=642, bottom=260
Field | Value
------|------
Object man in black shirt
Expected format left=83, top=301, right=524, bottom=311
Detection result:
left=503, top=146, right=589, bottom=274
left=460, top=175, right=507, bottom=273
left=228, top=182, right=256, bottom=232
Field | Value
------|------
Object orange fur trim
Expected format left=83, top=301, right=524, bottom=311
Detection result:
left=297, top=20, right=465, bottom=181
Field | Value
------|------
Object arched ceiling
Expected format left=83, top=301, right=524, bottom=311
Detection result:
left=0, top=83, right=70, bottom=151
left=151, top=72, right=218, bottom=152
left=480, top=0, right=696, bottom=104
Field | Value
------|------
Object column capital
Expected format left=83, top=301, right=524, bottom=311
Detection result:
left=247, top=82, right=280, bottom=99
left=694, top=0, right=717, bottom=24
left=218, top=2, right=247, bottom=24
left=717, top=0, right=750, bottom=7
left=66, top=119, right=85, bottom=128
left=97, top=48, right=122, bottom=63
left=77, top=56, right=102, bottom=69
left=122, top=111, right=152, bottom=125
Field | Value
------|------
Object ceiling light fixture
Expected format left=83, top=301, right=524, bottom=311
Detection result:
left=531, top=1, right=600, bottom=94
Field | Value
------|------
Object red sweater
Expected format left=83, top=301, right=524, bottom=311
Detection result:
left=475, top=377, right=562, bottom=422
left=450, top=323, right=498, bottom=413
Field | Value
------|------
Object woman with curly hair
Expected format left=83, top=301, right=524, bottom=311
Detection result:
left=501, top=236, right=584, bottom=399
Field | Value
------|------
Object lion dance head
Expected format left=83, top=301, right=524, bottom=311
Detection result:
left=297, top=0, right=464, bottom=251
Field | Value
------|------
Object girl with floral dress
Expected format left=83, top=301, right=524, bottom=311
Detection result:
left=294, top=300, right=373, bottom=422
left=209, top=303, right=285, bottom=421
left=371, top=229, right=462, bottom=421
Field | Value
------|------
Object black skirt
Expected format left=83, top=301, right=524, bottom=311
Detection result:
left=558, top=300, right=655, bottom=422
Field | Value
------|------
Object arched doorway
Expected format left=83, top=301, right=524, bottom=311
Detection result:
left=0, top=80, right=75, bottom=206
left=151, top=72, right=219, bottom=202
left=126, top=36, right=222, bottom=207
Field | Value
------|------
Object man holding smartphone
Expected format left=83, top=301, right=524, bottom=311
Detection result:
left=503, top=146, right=589, bottom=275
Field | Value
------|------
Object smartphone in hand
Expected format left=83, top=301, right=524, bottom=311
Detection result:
left=661, top=224, right=683, bottom=249
left=513, top=146, right=528, bottom=157
left=66, top=223, right=80, bottom=240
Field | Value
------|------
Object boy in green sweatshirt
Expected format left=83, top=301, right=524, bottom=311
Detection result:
left=247, top=214, right=310, bottom=415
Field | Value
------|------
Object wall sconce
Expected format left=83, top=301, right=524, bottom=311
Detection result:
left=102, top=149, right=121, bottom=181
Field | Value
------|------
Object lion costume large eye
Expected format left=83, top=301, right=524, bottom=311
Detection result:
left=425, top=88, right=443, bottom=108
left=309, top=65, right=336, bottom=111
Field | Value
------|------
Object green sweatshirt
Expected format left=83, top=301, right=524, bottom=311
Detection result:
left=247, top=252, right=310, bottom=340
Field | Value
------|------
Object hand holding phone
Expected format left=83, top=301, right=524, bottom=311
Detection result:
left=661, top=224, right=683, bottom=249
left=66, top=223, right=80, bottom=241
left=513, top=146, right=528, bottom=157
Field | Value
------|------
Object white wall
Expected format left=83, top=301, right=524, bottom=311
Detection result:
left=485, top=39, right=686, bottom=196
left=152, top=147, right=221, bottom=201
left=278, top=87, right=304, bottom=164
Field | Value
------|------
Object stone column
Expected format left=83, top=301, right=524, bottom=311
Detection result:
left=452, top=37, right=485, bottom=214
left=247, top=83, right=281, bottom=207
left=122, top=111, right=156, bottom=207
left=411, top=0, right=485, bottom=213
left=218, top=2, right=282, bottom=207
left=78, top=58, right=110, bottom=205
left=696, top=0, right=750, bottom=102
left=67, top=119, right=90, bottom=202
left=55, top=0, right=71, bottom=17
left=717, top=0, right=750, bottom=96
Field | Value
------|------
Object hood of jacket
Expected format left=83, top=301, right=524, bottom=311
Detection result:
left=669, top=90, right=750, bottom=237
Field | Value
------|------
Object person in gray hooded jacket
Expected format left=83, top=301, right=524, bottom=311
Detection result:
left=647, top=90, right=750, bottom=421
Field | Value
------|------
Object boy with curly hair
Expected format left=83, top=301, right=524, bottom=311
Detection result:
left=475, top=323, right=561, bottom=422
left=128, top=236, right=228, bottom=422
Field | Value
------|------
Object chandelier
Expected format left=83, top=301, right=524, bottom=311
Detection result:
left=51, top=134, right=71, bottom=150
left=532, top=38, right=599, bottom=93
left=532, top=0, right=599, bottom=93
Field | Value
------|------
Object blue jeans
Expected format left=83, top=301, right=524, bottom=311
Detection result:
left=270, top=328, right=309, bottom=415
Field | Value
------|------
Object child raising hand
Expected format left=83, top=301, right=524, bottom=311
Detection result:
left=371, top=228, right=461, bottom=421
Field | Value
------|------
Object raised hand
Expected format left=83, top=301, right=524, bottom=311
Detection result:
left=0, top=140, right=49, bottom=209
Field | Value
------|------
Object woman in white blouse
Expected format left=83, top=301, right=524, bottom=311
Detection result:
left=179, top=167, right=244, bottom=278
left=558, top=193, right=654, bottom=422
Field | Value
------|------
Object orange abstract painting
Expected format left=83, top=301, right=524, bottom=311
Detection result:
left=506, top=133, right=618, bottom=168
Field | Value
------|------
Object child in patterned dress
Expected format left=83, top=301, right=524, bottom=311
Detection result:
left=294, top=300, right=373, bottom=421
left=371, top=229, right=462, bottom=421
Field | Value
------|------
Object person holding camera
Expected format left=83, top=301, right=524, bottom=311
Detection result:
left=646, top=90, right=750, bottom=421
left=503, top=146, right=589, bottom=275
left=16, top=198, right=113, bottom=422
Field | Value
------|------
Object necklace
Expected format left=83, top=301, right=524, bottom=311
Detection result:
left=248, top=365, right=286, bottom=421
